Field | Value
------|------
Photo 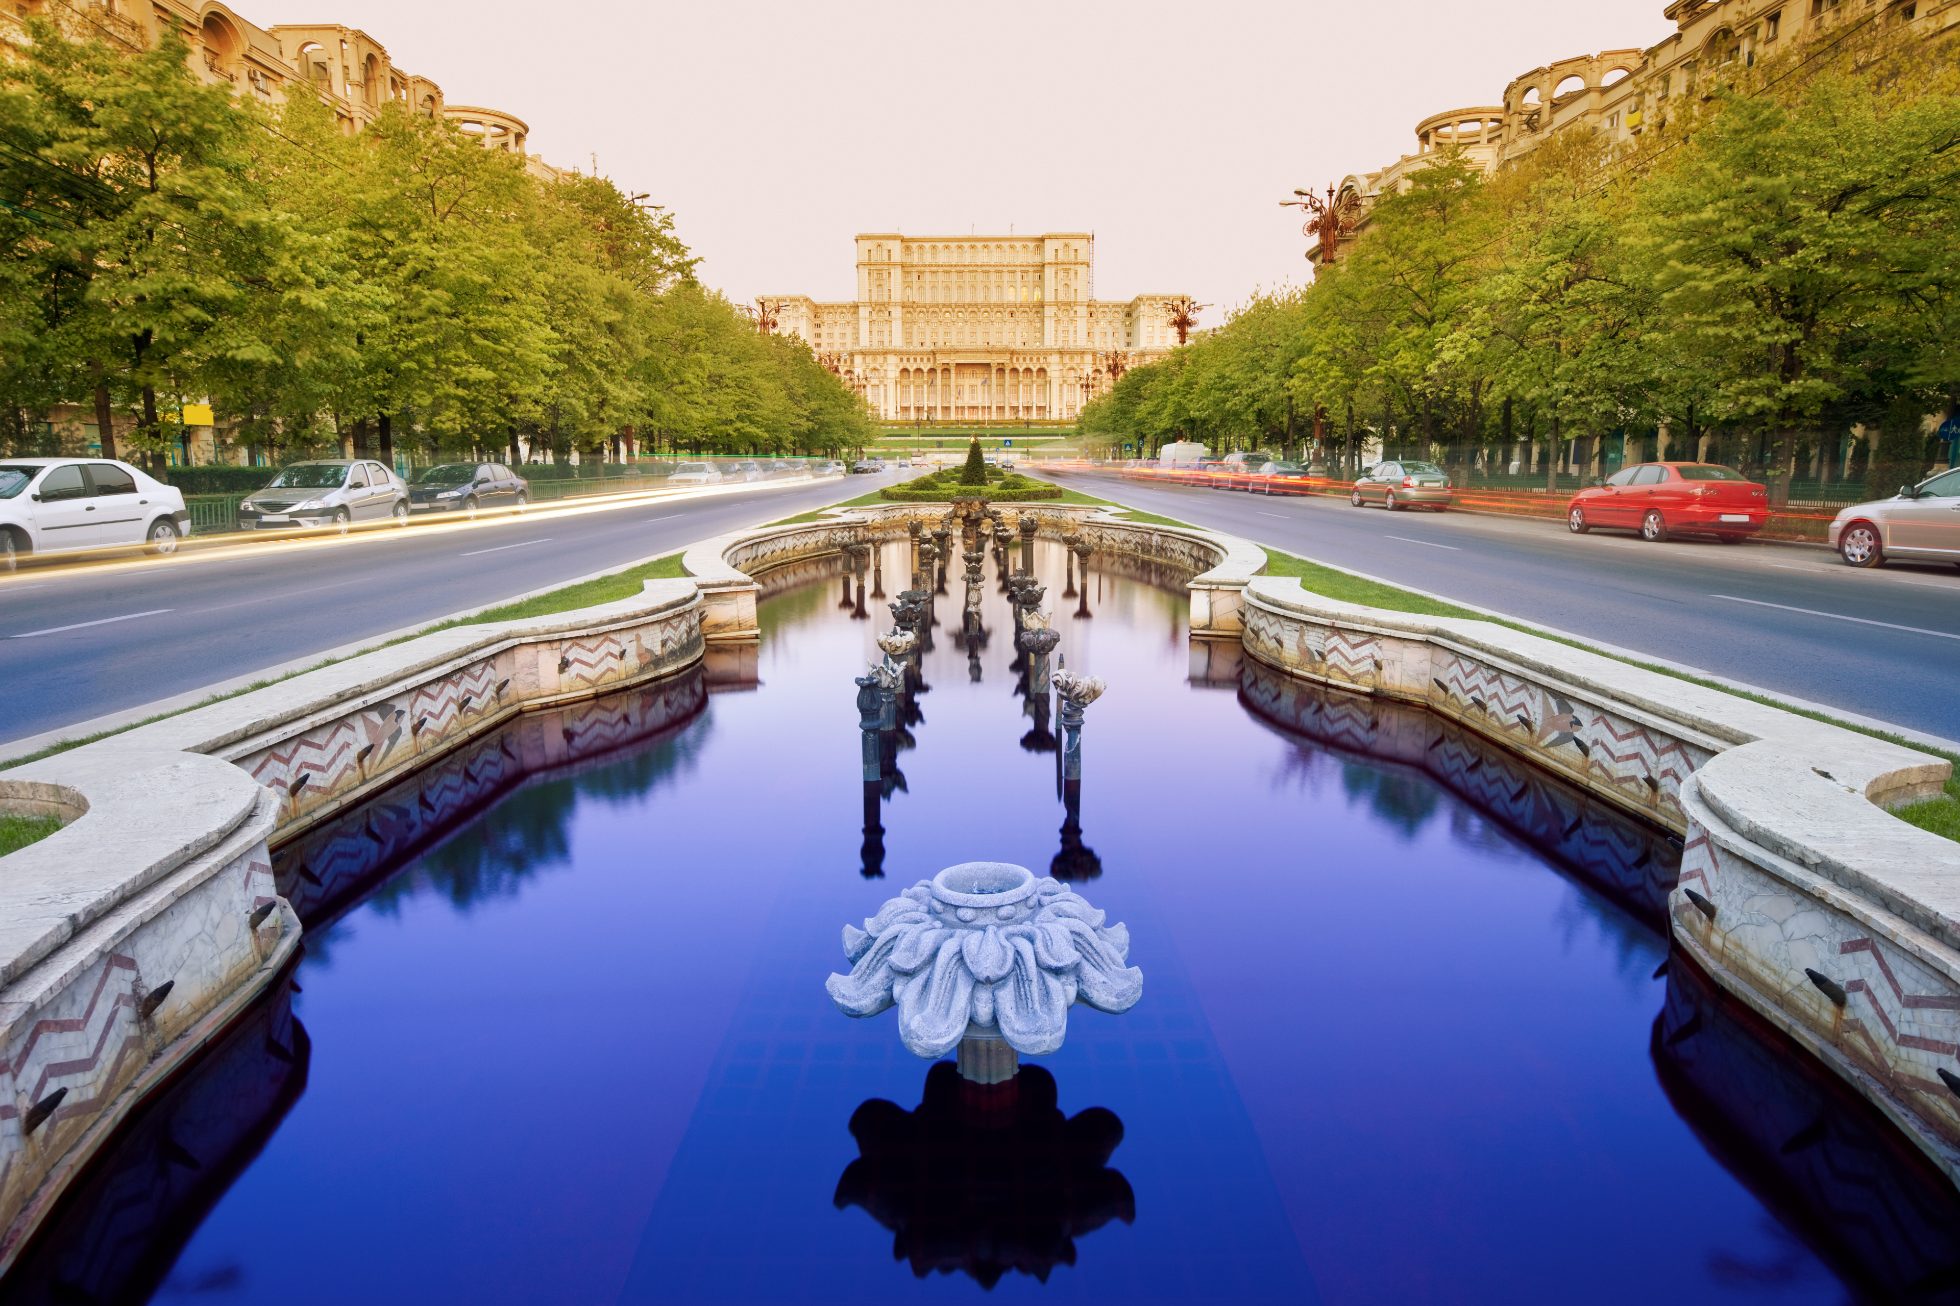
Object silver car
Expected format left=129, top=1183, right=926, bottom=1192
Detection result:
left=1351, top=460, right=1453, bottom=511
left=236, top=459, right=409, bottom=532
left=1831, top=467, right=1960, bottom=568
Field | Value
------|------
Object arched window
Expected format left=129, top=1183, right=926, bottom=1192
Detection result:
left=1552, top=73, right=1587, bottom=100
left=1705, top=28, right=1741, bottom=67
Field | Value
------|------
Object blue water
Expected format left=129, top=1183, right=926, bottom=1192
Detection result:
left=11, top=540, right=1958, bottom=1305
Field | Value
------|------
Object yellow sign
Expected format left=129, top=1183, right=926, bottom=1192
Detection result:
left=181, top=403, right=214, bottom=426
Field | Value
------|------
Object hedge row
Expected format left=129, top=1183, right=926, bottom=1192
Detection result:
left=879, top=469, right=1062, bottom=503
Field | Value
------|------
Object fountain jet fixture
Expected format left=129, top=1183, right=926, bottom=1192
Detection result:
left=827, top=862, right=1142, bottom=1083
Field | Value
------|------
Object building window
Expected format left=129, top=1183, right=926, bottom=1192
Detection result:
left=1764, top=9, right=1782, bottom=39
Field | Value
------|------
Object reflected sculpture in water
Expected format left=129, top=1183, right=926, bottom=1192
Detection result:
left=835, top=1062, right=1133, bottom=1289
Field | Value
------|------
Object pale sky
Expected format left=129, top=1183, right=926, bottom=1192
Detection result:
left=259, top=0, right=1670, bottom=325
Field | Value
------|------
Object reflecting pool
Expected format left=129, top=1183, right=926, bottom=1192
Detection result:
left=12, top=540, right=1960, bottom=1305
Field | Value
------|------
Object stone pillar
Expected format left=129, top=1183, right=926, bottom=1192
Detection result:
left=856, top=673, right=883, bottom=784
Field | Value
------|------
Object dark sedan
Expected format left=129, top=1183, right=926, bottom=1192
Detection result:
left=1250, top=461, right=1314, bottom=495
left=409, top=462, right=530, bottom=516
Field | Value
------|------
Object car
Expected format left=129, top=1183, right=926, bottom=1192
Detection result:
left=1351, top=460, right=1452, bottom=510
left=0, top=457, right=190, bottom=570
left=817, top=460, right=846, bottom=476
left=236, top=459, right=409, bottom=533
left=668, top=461, right=724, bottom=486
left=1251, top=460, right=1313, bottom=494
left=1217, top=451, right=1278, bottom=490
left=998, top=457, right=1016, bottom=470
left=767, top=460, right=800, bottom=478
left=726, top=460, right=766, bottom=483
left=851, top=459, right=885, bottom=474
left=1830, top=467, right=1960, bottom=569
left=1566, top=462, right=1768, bottom=542
left=408, top=462, right=529, bottom=516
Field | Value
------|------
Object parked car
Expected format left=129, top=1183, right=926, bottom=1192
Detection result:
left=767, top=460, right=800, bottom=479
left=1830, top=467, right=1960, bottom=568
left=237, top=459, right=409, bottom=533
left=851, top=459, right=885, bottom=474
left=1351, top=460, right=1452, bottom=511
left=0, top=458, right=190, bottom=570
left=668, top=462, right=724, bottom=486
left=1566, top=462, right=1768, bottom=542
left=817, top=460, right=846, bottom=476
left=998, top=457, right=1016, bottom=470
left=725, top=460, right=766, bottom=483
left=409, top=462, right=529, bottom=516
left=1251, top=460, right=1314, bottom=494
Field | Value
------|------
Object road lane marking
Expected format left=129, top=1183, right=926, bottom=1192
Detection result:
left=461, top=537, right=556, bottom=558
left=1386, top=536, right=1461, bottom=551
left=1768, top=562, right=1959, bottom=592
left=10, top=608, right=173, bottom=639
left=1709, top=594, right=1960, bottom=642
left=1256, top=511, right=1291, bottom=519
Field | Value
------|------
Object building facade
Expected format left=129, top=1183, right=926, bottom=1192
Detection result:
left=1317, top=0, right=1957, bottom=259
left=767, top=233, right=1188, bottom=424
left=1, top=0, right=562, bottom=179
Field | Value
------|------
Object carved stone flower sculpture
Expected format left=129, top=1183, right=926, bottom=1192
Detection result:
left=827, top=862, right=1143, bottom=1058
left=1051, top=670, right=1106, bottom=709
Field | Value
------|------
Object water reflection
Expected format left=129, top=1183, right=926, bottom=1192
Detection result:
left=835, top=1063, right=1133, bottom=1289
left=2, top=969, right=309, bottom=1305
left=274, top=667, right=707, bottom=927
left=1239, top=655, right=1679, bottom=925
left=1654, top=955, right=1960, bottom=1301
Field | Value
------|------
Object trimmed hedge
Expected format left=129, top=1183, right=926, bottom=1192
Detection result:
left=879, top=469, right=1062, bottom=503
left=166, top=466, right=278, bottom=494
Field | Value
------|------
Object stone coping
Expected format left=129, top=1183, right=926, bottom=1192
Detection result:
left=0, top=580, right=697, bottom=994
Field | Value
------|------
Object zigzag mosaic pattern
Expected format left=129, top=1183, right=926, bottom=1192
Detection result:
left=1679, top=834, right=1960, bottom=1144
left=0, top=842, right=281, bottom=1228
left=1431, top=653, right=1710, bottom=823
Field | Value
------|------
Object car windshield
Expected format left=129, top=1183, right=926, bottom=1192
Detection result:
left=264, top=464, right=347, bottom=490
left=675, top=463, right=711, bottom=474
left=1401, top=462, right=1445, bottom=476
left=416, top=464, right=477, bottom=484
left=0, top=466, right=35, bottom=499
left=1677, top=465, right=1746, bottom=481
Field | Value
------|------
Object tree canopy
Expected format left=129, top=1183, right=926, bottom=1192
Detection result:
left=1081, top=25, right=1960, bottom=498
left=0, top=20, right=875, bottom=472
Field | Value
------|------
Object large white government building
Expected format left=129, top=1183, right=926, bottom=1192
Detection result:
left=767, top=234, right=1188, bottom=425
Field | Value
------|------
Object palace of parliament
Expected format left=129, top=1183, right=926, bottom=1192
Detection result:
left=766, top=234, right=1189, bottom=425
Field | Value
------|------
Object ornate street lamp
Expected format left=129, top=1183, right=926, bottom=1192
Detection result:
left=1164, top=296, right=1203, bottom=346
left=1282, top=184, right=1362, bottom=265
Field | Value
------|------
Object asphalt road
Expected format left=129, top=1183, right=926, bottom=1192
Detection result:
left=0, top=473, right=886, bottom=744
left=1052, top=469, right=1960, bottom=742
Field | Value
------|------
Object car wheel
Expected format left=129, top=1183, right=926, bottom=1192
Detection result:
left=1568, top=507, right=1590, bottom=534
left=392, top=501, right=410, bottom=526
left=1838, top=521, right=1883, bottom=568
left=464, top=496, right=480, bottom=519
left=1641, top=510, right=1668, bottom=543
left=515, top=491, right=528, bottom=510
left=145, top=518, right=181, bottom=556
left=332, top=508, right=351, bottom=536
left=1385, top=490, right=1401, bottom=511
left=1350, top=489, right=1364, bottom=507
left=1, top=528, right=18, bottom=573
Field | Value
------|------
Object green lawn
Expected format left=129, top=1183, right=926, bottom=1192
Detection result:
left=0, top=814, right=62, bottom=857
left=437, top=553, right=688, bottom=627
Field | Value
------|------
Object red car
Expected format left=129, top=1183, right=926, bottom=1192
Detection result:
left=1566, top=462, right=1769, bottom=543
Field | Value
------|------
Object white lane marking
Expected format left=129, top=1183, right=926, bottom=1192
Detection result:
left=1256, top=511, right=1291, bottom=519
left=1386, top=535, right=1461, bottom=551
left=641, top=514, right=679, bottom=524
left=461, top=537, right=556, bottom=558
left=10, top=608, right=174, bottom=639
left=1768, top=562, right=1960, bottom=592
left=1709, top=594, right=1960, bottom=642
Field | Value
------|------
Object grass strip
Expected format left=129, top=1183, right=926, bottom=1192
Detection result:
left=1258, top=548, right=1960, bottom=840
left=0, top=814, right=62, bottom=857
left=0, top=553, right=689, bottom=773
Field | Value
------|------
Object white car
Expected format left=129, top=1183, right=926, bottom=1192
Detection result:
left=0, top=457, right=190, bottom=571
left=668, top=462, right=724, bottom=486
left=1831, top=467, right=1960, bottom=568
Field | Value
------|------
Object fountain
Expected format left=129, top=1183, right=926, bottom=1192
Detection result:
left=827, top=861, right=1143, bottom=1084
